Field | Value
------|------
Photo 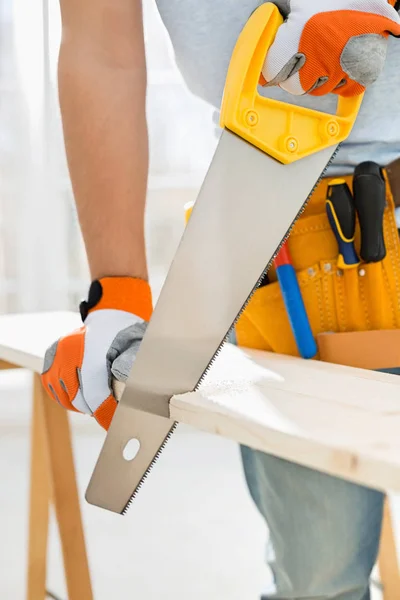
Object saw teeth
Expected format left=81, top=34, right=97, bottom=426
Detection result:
left=121, top=422, right=178, bottom=514
left=121, top=143, right=341, bottom=514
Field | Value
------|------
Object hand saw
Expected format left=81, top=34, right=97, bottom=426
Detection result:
left=85, top=3, right=363, bottom=514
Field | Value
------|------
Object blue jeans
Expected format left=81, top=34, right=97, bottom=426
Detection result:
left=241, top=444, right=384, bottom=600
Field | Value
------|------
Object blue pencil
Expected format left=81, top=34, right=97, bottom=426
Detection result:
left=274, top=243, right=317, bottom=359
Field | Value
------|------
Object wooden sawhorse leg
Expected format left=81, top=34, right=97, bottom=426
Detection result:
left=27, top=373, right=93, bottom=600
left=27, top=374, right=50, bottom=599
left=379, top=498, right=400, bottom=600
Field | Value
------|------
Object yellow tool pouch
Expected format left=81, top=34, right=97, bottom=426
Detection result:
left=235, top=172, right=400, bottom=357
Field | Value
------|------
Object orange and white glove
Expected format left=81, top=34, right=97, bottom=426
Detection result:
left=41, top=277, right=152, bottom=430
left=262, top=0, right=400, bottom=96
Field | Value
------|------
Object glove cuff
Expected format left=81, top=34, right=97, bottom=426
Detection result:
left=79, top=277, right=153, bottom=322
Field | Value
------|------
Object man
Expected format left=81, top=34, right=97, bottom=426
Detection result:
left=42, top=1, right=400, bottom=598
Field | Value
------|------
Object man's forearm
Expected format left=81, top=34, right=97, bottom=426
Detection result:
left=58, top=0, right=148, bottom=281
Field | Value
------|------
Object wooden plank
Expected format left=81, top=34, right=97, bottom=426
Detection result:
left=39, top=382, right=93, bottom=600
left=0, top=359, right=20, bottom=370
left=379, top=499, right=400, bottom=600
left=168, top=344, right=400, bottom=493
left=26, top=374, right=50, bottom=600
left=3, top=312, right=400, bottom=491
left=0, top=312, right=80, bottom=373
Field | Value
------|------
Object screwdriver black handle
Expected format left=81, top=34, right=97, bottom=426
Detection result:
left=353, top=161, right=386, bottom=263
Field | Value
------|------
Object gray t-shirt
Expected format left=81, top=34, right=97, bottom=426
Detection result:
left=155, top=0, right=400, bottom=174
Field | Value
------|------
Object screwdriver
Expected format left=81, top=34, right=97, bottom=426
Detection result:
left=353, top=161, right=386, bottom=263
left=326, top=179, right=360, bottom=330
left=353, top=161, right=387, bottom=329
left=256, top=253, right=316, bottom=358
left=326, top=180, right=360, bottom=269
left=274, top=242, right=317, bottom=359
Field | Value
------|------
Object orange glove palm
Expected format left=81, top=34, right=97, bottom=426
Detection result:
left=263, top=0, right=400, bottom=96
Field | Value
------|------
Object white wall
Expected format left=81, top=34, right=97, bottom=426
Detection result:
left=0, top=0, right=218, bottom=312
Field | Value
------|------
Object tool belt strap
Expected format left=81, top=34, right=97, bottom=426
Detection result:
left=386, top=157, right=400, bottom=207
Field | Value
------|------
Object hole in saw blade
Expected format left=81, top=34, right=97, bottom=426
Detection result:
left=123, top=438, right=141, bottom=461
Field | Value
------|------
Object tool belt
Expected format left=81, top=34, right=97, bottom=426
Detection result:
left=235, top=157, right=400, bottom=357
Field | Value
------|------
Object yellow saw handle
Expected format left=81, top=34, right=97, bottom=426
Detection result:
left=220, top=3, right=363, bottom=164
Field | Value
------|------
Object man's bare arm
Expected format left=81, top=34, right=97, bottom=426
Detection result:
left=58, top=0, right=148, bottom=280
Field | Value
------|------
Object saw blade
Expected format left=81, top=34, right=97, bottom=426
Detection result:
left=85, top=130, right=337, bottom=513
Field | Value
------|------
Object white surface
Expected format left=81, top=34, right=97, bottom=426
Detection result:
left=0, top=373, right=269, bottom=599
left=0, top=0, right=216, bottom=314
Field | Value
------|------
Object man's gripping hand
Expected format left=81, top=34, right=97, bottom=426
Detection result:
left=263, top=0, right=400, bottom=96
left=41, top=277, right=152, bottom=430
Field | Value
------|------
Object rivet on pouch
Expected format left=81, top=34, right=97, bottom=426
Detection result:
left=336, top=269, right=343, bottom=277
left=307, top=267, right=315, bottom=277
left=359, top=268, right=366, bottom=277
left=324, top=263, right=332, bottom=273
